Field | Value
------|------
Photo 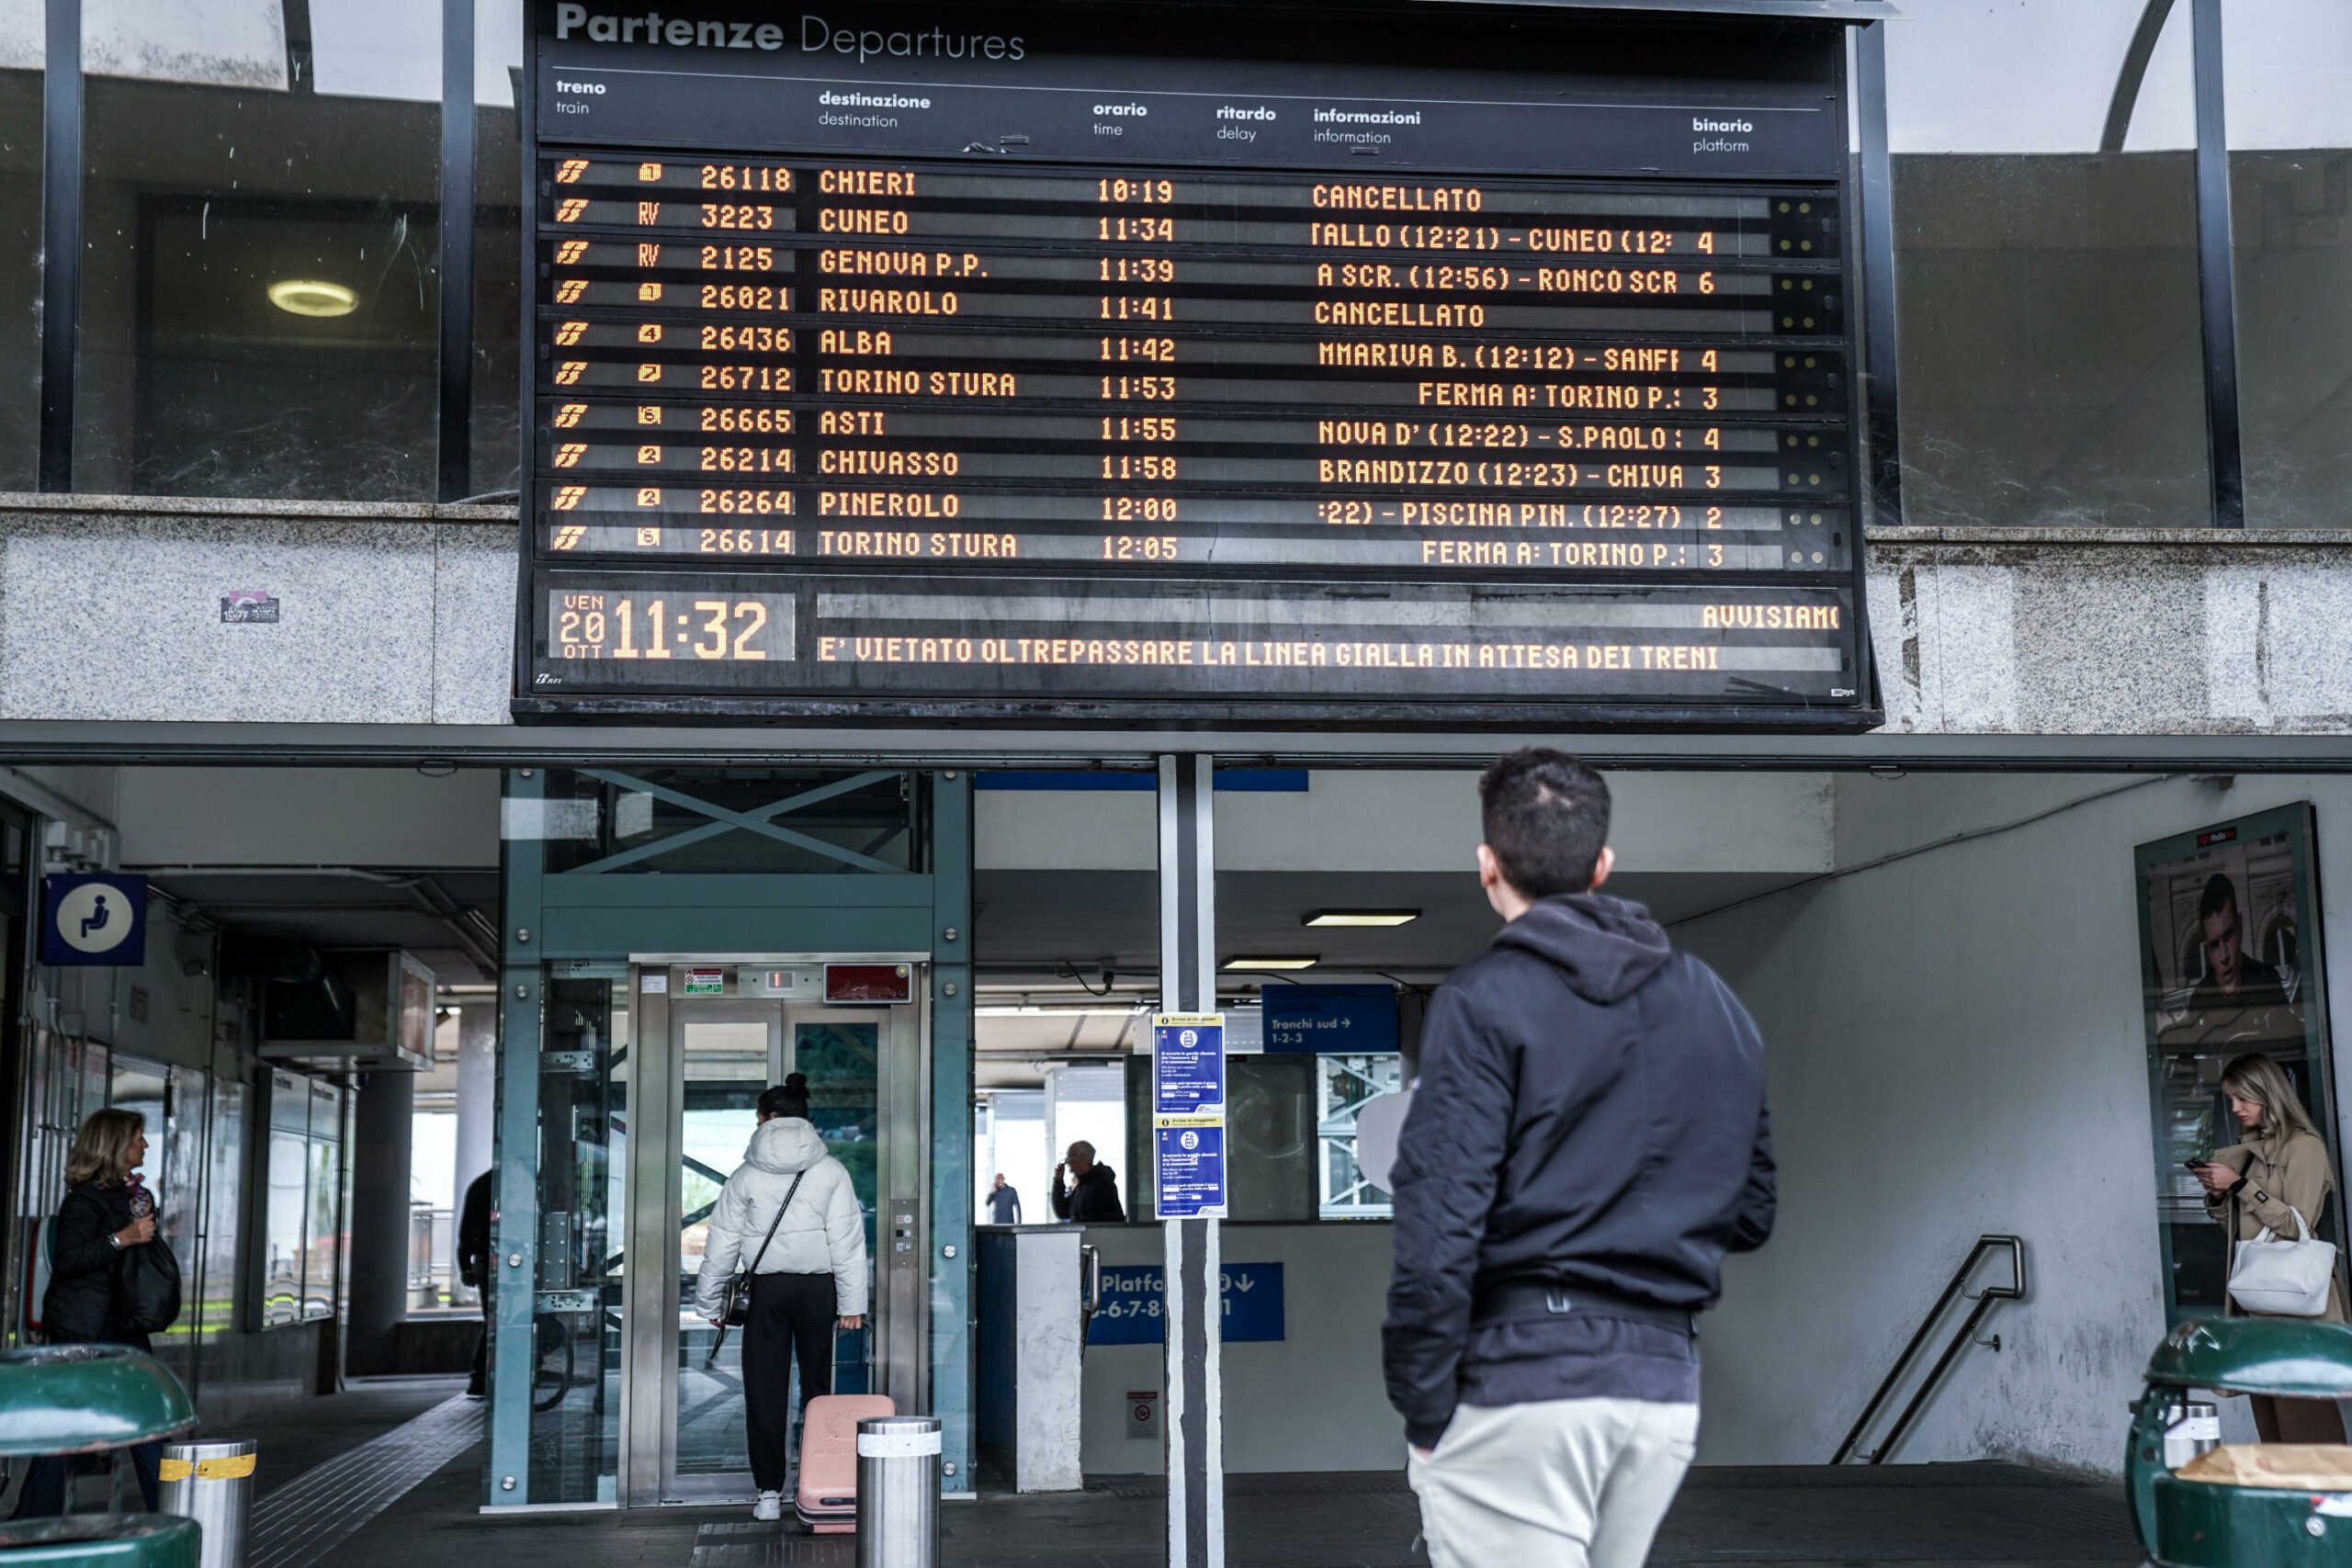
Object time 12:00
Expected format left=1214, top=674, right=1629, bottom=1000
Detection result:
left=556, top=597, right=773, bottom=660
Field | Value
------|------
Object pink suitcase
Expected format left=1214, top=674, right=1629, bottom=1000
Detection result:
left=795, top=1393, right=895, bottom=1533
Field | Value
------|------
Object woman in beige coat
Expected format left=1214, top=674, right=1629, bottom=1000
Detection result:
left=2194, top=1050, right=2348, bottom=1443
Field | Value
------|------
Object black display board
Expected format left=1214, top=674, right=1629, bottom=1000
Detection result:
left=517, top=0, right=1874, bottom=727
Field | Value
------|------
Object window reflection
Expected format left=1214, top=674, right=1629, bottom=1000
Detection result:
left=2223, top=3, right=2352, bottom=530
left=0, top=68, right=38, bottom=490
left=1887, top=1, right=2211, bottom=526
left=74, top=0, right=442, bottom=501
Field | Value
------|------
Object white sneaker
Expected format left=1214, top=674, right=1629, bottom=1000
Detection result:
left=752, top=1491, right=782, bottom=1522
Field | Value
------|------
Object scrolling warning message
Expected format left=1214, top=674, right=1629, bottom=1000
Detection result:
left=519, top=0, right=1871, bottom=726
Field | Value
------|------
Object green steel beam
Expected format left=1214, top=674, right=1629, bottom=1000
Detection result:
left=489, top=769, right=546, bottom=1506
left=929, top=772, right=976, bottom=1493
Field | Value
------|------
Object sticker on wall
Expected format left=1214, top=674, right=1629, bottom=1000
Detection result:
left=41, top=874, right=148, bottom=967
left=1125, top=1389, right=1160, bottom=1440
left=640, top=972, right=668, bottom=994
left=220, top=591, right=280, bottom=624
left=683, top=967, right=727, bottom=997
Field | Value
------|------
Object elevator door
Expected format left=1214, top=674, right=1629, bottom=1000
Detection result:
left=622, top=961, right=928, bottom=1506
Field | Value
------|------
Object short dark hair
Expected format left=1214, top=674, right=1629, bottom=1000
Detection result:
left=1478, top=749, right=1611, bottom=899
left=2199, top=874, right=2239, bottom=923
left=758, top=1072, right=810, bottom=1121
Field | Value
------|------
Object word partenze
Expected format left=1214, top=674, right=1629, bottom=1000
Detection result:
left=552, top=6, right=1026, bottom=62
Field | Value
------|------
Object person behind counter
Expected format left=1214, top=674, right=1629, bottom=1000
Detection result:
left=1051, top=1141, right=1125, bottom=1224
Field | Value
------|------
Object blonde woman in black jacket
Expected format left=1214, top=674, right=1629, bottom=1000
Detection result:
left=12, top=1109, right=167, bottom=1518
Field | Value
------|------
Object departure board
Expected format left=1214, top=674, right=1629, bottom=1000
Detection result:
left=519, top=0, right=1872, bottom=727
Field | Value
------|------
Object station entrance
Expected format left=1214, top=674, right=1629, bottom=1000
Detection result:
left=622, top=960, right=927, bottom=1505
left=491, top=769, right=974, bottom=1507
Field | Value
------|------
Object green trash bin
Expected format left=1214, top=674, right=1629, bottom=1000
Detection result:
left=0, top=1345, right=198, bottom=1566
left=2129, top=1317, right=2352, bottom=1567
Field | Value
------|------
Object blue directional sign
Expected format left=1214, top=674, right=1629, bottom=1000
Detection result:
left=1153, top=1016, right=1226, bottom=1114
left=41, top=874, right=147, bottom=967
left=1090, top=1262, right=1285, bottom=1345
left=1263, top=985, right=1399, bottom=1055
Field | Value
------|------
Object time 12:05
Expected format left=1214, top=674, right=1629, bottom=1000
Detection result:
left=554, top=596, right=773, bottom=660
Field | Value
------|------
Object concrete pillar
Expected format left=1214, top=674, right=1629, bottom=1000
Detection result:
left=453, top=1000, right=496, bottom=1201
left=345, top=1069, right=415, bottom=1376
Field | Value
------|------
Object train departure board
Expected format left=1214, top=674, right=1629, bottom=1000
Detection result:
left=519, top=0, right=1875, bottom=728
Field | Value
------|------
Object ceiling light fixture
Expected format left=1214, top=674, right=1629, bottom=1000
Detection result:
left=1303, top=909, right=1421, bottom=928
left=1223, top=956, right=1319, bottom=971
left=267, top=279, right=358, bottom=318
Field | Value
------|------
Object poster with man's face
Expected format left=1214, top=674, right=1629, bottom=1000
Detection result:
left=2136, top=804, right=2335, bottom=1323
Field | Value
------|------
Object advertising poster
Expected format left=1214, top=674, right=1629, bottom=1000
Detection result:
left=2136, top=804, right=2339, bottom=1323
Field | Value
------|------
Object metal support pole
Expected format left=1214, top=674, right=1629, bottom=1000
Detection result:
left=2188, top=0, right=2245, bottom=529
left=1156, top=754, right=1220, bottom=1568
left=488, top=767, right=546, bottom=1505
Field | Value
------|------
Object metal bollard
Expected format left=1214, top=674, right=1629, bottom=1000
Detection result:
left=854, top=1415, right=940, bottom=1568
left=159, top=1438, right=255, bottom=1568
left=2159, top=1399, right=2220, bottom=1471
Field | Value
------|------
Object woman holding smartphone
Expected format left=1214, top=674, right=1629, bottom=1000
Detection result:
left=2191, top=1051, right=2347, bottom=1442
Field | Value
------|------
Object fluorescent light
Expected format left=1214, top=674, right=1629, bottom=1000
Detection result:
left=268, top=279, right=358, bottom=318
left=1304, top=910, right=1420, bottom=928
left=975, top=1005, right=1144, bottom=1018
left=1223, top=956, right=1319, bottom=971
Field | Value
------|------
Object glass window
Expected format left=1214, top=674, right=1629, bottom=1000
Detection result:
left=1886, top=2, right=2210, bottom=526
left=474, top=0, right=526, bottom=498
left=263, top=1128, right=307, bottom=1327
left=1317, top=1054, right=1403, bottom=1218
left=2223, top=2, right=2352, bottom=529
left=0, top=34, right=40, bottom=491
left=75, top=0, right=441, bottom=501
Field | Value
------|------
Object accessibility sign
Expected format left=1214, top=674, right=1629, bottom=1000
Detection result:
left=41, top=874, right=147, bottom=967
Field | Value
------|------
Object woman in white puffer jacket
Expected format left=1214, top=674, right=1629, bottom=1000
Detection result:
left=695, top=1075, right=870, bottom=1518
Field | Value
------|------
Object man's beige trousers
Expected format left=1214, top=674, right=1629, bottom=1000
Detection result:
left=1408, top=1398, right=1700, bottom=1568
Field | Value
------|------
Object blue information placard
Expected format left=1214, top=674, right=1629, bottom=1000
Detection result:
left=1155, top=1124, right=1227, bottom=1218
left=1089, top=1262, right=1285, bottom=1345
left=1263, top=984, right=1400, bottom=1055
left=40, top=874, right=147, bottom=967
left=1153, top=1016, right=1226, bottom=1114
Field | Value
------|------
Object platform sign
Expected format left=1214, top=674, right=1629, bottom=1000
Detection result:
left=1091, top=1261, right=1284, bottom=1345
left=515, top=0, right=1874, bottom=730
left=41, top=874, right=147, bottom=967
left=1263, top=984, right=1400, bottom=1055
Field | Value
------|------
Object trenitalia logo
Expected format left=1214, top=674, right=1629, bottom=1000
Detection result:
left=551, top=6, right=1027, bottom=62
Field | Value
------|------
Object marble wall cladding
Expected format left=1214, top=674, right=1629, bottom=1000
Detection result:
left=0, top=501, right=517, bottom=725
left=1866, top=529, right=2352, bottom=735
left=7, top=500, right=2352, bottom=736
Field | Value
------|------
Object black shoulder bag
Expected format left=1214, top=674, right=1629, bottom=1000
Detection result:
left=719, top=1171, right=806, bottom=1327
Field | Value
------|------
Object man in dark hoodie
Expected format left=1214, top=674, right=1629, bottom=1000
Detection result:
left=1385, top=749, right=1774, bottom=1568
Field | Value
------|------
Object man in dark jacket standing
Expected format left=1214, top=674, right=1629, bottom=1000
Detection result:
left=1385, top=750, right=1775, bottom=1568
left=1049, top=1142, right=1125, bottom=1224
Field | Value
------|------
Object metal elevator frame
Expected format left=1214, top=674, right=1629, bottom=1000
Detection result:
left=487, top=767, right=974, bottom=1507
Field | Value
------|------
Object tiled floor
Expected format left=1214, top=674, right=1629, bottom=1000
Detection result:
left=325, top=1448, right=2149, bottom=1568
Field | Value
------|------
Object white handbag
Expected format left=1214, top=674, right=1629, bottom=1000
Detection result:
left=2227, top=1201, right=2338, bottom=1318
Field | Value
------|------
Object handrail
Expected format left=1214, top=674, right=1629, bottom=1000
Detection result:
left=1832, top=1234, right=2027, bottom=1465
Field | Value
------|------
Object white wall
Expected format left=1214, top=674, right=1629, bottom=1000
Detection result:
left=978, top=770, right=1837, bottom=875
left=1077, top=1222, right=1402, bottom=1475
left=1679, top=772, right=2352, bottom=1473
